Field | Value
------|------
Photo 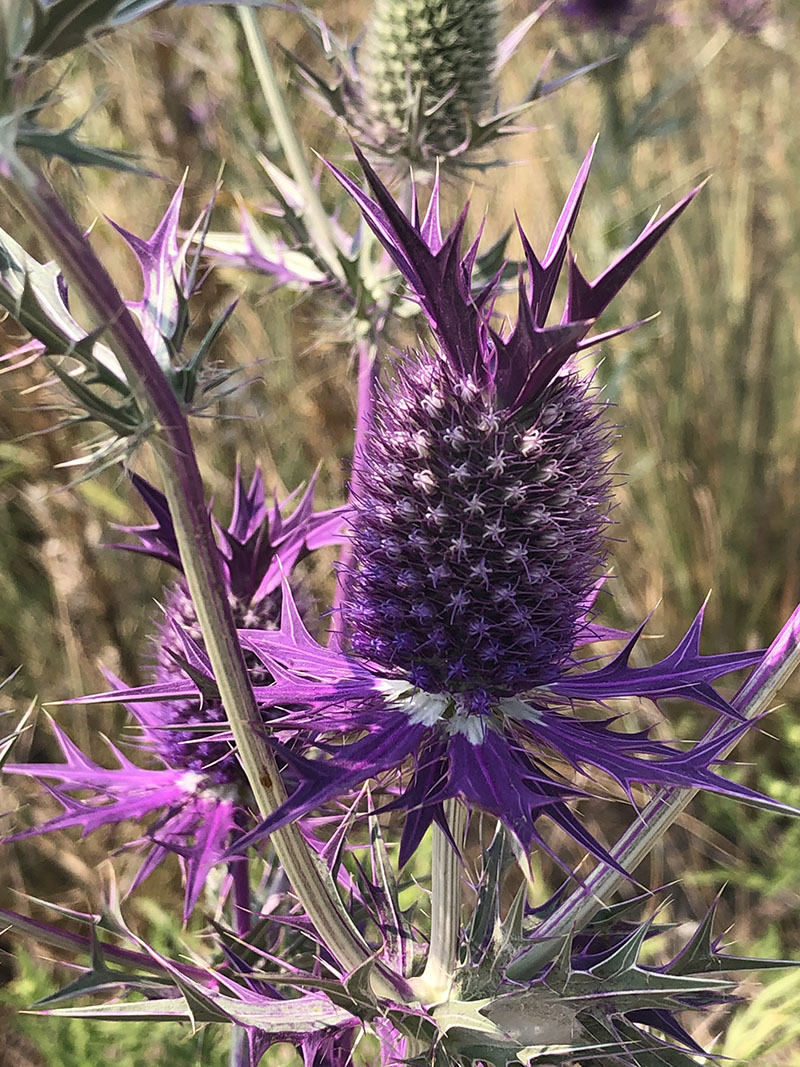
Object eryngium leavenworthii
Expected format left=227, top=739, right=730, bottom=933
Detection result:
left=139, top=147, right=792, bottom=868
left=361, top=0, right=498, bottom=158
left=344, top=358, right=612, bottom=708
left=335, top=143, right=652, bottom=711
left=3, top=470, right=346, bottom=915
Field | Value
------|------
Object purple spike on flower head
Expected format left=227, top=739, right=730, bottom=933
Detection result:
left=332, top=145, right=695, bottom=711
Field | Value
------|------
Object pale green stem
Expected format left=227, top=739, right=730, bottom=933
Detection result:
left=508, top=602, right=800, bottom=981
left=5, top=159, right=408, bottom=1001
left=238, top=8, right=345, bottom=283
left=412, top=798, right=467, bottom=1003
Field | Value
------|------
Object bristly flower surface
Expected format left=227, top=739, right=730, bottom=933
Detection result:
left=4, top=470, right=346, bottom=916
left=343, top=341, right=613, bottom=702
left=284, top=2, right=568, bottom=177
left=361, top=0, right=498, bottom=158
left=186, top=145, right=790, bottom=868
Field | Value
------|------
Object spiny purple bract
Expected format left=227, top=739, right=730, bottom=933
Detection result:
left=345, top=358, right=613, bottom=708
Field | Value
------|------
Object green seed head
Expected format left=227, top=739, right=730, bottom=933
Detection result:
left=361, top=0, right=498, bottom=161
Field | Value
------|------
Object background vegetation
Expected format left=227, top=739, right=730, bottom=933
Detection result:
left=1, top=1, right=799, bottom=1062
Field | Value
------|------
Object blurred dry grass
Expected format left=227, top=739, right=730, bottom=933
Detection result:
left=1, top=1, right=800, bottom=1062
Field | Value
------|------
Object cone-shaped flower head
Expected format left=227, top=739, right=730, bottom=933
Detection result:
left=277, top=0, right=561, bottom=179
left=344, top=304, right=611, bottom=708
left=361, top=0, right=498, bottom=158
left=338, top=145, right=653, bottom=710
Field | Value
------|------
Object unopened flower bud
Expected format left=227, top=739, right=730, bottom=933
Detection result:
left=361, top=0, right=498, bottom=160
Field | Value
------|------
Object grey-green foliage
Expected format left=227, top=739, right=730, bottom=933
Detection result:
left=362, top=0, right=498, bottom=156
left=1, top=950, right=229, bottom=1067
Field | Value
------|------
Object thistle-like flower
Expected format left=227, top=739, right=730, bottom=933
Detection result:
left=4, top=470, right=346, bottom=915
left=192, top=146, right=789, bottom=866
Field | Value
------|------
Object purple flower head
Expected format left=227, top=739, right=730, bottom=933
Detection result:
left=559, top=0, right=669, bottom=36
left=114, top=467, right=347, bottom=779
left=4, top=470, right=347, bottom=915
left=204, top=148, right=795, bottom=869
left=343, top=334, right=612, bottom=703
left=334, top=143, right=682, bottom=709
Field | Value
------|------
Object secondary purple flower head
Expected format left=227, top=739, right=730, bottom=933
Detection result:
left=4, top=470, right=347, bottom=915
left=115, top=468, right=347, bottom=778
left=212, top=147, right=793, bottom=868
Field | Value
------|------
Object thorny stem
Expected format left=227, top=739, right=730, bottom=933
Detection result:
left=508, top=601, right=800, bottom=981
left=412, top=799, right=467, bottom=1003
left=238, top=8, right=345, bottom=283
left=154, top=442, right=396, bottom=990
left=4, top=158, right=408, bottom=1001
